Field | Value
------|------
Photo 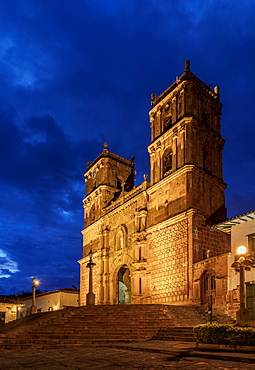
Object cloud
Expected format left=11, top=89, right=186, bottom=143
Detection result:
left=0, top=251, right=19, bottom=278
left=0, top=101, right=94, bottom=293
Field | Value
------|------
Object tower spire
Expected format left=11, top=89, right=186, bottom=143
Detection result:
left=184, top=60, right=190, bottom=71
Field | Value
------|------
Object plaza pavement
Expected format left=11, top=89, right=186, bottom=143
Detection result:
left=1, top=340, right=255, bottom=369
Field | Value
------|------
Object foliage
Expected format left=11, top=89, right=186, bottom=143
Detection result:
left=194, top=323, right=255, bottom=346
left=194, top=323, right=232, bottom=344
left=7, top=290, right=43, bottom=301
left=227, top=327, right=255, bottom=346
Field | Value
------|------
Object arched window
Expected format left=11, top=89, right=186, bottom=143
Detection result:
left=90, top=203, right=95, bottom=222
left=163, top=149, right=173, bottom=175
left=164, top=116, right=172, bottom=131
left=117, top=178, right=122, bottom=191
left=203, top=147, right=211, bottom=173
left=202, top=109, right=209, bottom=126
left=164, top=102, right=172, bottom=131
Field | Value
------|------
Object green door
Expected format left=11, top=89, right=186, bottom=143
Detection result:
left=246, top=283, right=255, bottom=320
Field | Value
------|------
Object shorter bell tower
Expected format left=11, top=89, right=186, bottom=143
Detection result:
left=83, top=143, right=135, bottom=227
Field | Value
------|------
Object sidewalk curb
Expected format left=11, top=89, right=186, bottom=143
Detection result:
left=101, top=342, right=255, bottom=364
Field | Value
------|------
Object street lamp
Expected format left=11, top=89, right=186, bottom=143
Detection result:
left=86, top=250, right=96, bottom=305
left=17, top=306, right=21, bottom=319
left=231, top=246, right=253, bottom=326
left=31, top=277, right=39, bottom=314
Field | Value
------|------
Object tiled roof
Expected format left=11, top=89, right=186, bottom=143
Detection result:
left=19, top=288, right=79, bottom=301
left=213, top=209, right=255, bottom=232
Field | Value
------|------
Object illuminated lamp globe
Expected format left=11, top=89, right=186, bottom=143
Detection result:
left=237, top=246, right=247, bottom=255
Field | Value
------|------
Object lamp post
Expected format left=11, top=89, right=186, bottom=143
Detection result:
left=17, top=306, right=21, bottom=319
left=31, top=277, right=39, bottom=314
left=231, top=246, right=253, bottom=326
left=86, top=250, right=96, bottom=305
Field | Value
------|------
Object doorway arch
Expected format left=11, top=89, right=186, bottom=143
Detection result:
left=117, top=265, right=131, bottom=304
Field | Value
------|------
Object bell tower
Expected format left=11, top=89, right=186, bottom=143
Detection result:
left=83, top=143, right=135, bottom=228
left=148, top=60, right=226, bottom=223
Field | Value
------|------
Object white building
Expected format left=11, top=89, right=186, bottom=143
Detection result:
left=20, top=288, right=80, bottom=316
left=214, top=210, right=255, bottom=319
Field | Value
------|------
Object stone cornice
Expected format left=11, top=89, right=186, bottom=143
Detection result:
left=150, top=80, right=186, bottom=114
left=150, top=68, right=220, bottom=110
left=86, top=149, right=134, bottom=173
left=82, top=184, right=150, bottom=233
left=147, top=209, right=189, bottom=233
left=147, top=164, right=193, bottom=193
left=147, top=163, right=226, bottom=194
left=83, top=184, right=117, bottom=203
left=104, top=181, right=150, bottom=213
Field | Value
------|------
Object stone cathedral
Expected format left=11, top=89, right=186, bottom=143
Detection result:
left=79, top=61, right=231, bottom=308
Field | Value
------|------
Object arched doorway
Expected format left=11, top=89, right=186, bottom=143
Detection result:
left=201, top=270, right=216, bottom=305
left=117, top=265, right=131, bottom=304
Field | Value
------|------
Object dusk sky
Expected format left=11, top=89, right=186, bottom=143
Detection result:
left=0, top=0, right=255, bottom=295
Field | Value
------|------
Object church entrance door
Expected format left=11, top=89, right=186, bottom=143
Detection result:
left=117, top=265, right=131, bottom=304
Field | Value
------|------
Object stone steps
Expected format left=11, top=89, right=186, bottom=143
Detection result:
left=34, top=328, right=166, bottom=334
left=0, top=304, right=208, bottom=348
left=154, top=326, right=196, bottom=342
left=0, top=342, right=86, bottom=349
left=0, top=337, right=125, bottom=344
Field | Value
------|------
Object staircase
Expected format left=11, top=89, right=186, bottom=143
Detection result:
left=0, top=304, right=208, bottom=349
left=211, top=308, right=236, bottom=324
left=154, top=326, right=195, bottom=342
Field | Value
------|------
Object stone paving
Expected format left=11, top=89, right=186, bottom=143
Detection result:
left=1, top=341, right=255, bottom=369
left=109, top=340, right=255, bottom=363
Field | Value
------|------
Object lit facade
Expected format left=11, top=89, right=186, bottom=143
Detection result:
left=0, top=296, right=23, bottom=324
left=79, top=61, right=231, bottom=307
left=213, top=210, right=255, bottom=319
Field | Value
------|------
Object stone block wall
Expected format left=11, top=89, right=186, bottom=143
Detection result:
left=192, top=212, right=231, bottom=263
left=148, top=218, right=189, bottom=304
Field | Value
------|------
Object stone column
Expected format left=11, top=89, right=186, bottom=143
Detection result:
left=31, top=277, right=37, bottom=314
left=179, top=124, right=185, bottom=166
left=172, top=129, right=178, bottom=171
left=103, top=229, right=110, bottom=304
left=86, top=251, right=96, bottom=305
left=99, top=231, right=104, bottom=303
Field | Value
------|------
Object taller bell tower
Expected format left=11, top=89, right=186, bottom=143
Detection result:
left=148, top=60, right=226, bottom=224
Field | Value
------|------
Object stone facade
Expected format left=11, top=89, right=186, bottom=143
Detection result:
left=79, top=61, right=231, bottom=307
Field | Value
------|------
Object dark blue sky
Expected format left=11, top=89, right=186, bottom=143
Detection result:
left=0, top=0, right=255, bottom=295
